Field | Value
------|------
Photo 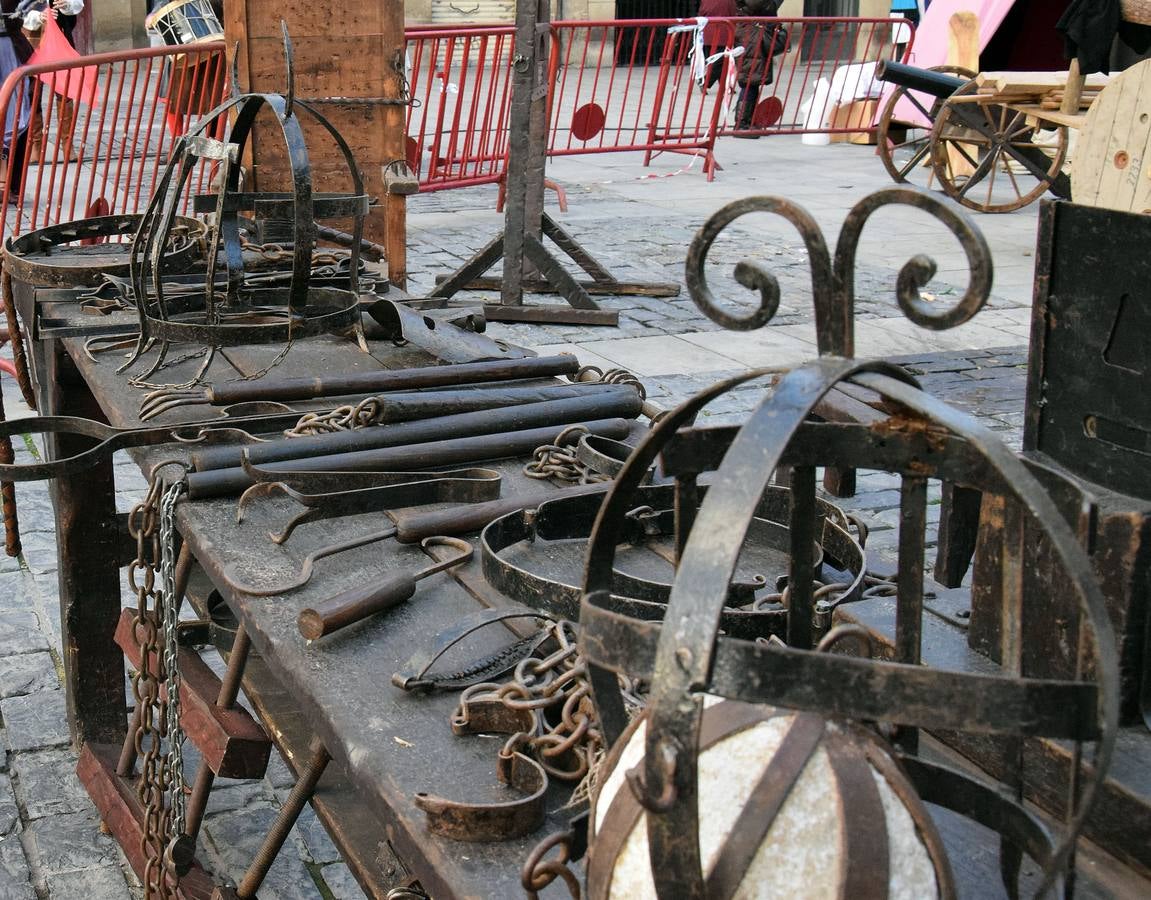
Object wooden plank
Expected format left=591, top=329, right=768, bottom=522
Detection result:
left=975, top=71, right=1111, bottom=93
left=114, top=611, right=271, bottom=779
left=78, top=743, right=218, bottom=899
left=1008, top=103, right=1088, bottom=130
left=40, top=338, right=126, bottom=747
left=224, top=0, right=407, bottom=261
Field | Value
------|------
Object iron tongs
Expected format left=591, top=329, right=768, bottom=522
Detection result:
left=235, top=457, right=502, bottom=543
left=0, top=408, right=314, bottom=482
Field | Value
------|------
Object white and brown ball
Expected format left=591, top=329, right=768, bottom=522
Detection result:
left=587, top=698, right=951, bottom=900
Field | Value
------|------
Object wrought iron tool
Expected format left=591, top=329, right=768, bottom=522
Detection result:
left=235, top=464, right=502, bottom=544
left=138, top=353, right=582, bottom=420
left=297, top=536, right=473, bottom=639
left=225, top=481, right=613, bottom=596
left=0, top=407, right=319, bottom=481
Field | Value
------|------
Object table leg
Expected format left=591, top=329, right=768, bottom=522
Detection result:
left=933, top=482, right=983, bottom=588
left=39, top=339, right=126, bottom=747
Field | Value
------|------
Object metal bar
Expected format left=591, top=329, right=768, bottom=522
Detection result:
left=236, top=738, right=331, bottom=898
left=184, top=418, right=632, bottom=500
left=191, top=392, right=642, bottom=472
left=786, top=466, right=817, bottom=650
left=895, top=475, right=928, bottom=754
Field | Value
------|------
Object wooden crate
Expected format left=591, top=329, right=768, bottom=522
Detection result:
left=224, top=0, right=408, bottom=283
left=828, top=98, right=878, bottom=145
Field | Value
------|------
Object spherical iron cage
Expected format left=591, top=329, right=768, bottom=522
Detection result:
left=577, top=189, right=1119, bottom=899
left=120, top=29, right=369, bottom=387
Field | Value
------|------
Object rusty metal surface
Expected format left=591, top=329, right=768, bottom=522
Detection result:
left=3, top=215, right=206, bottom=288
left=107, top=33, right=372, bottom=387
left=480, top=482, right=864, bottom=639
left=138, top=353, right=582, bottom=420
left=575, top=190, right=1118, bottom=898
left=235, top=466, right=503, bottom=544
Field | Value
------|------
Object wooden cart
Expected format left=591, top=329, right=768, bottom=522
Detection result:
left=876, top=57, right=1151, bottom=215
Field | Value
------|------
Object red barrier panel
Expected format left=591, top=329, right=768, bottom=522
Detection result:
left=405, top=26, right=516, bottom=193
left=403, top=17, right=913, bottom=192
left=547, top=19, right=730, bottom=179
left=708, top=16, right=914, bottom=137
left=0, top=42, right=227, bottom=238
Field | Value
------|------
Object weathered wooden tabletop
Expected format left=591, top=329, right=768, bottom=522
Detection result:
left=60, top=325, right=583, bottom=899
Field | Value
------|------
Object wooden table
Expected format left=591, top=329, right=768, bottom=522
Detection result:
left=32, top=295, right=584, bottom=898
left=29, top=290, right=1151, bottom=898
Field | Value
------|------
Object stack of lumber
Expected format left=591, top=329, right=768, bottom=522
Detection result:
left=973, top=71, right=1111, bottom=110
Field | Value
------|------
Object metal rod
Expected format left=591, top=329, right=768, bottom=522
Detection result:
left=183, top=624, right=253, bottom=841
left=116, top=705, right=143, bottom=777
left=236, top=738, right=331, bottom=898
left=315, top=223, right=386, bottom=262
left=191, top=393, right=642, bottom=472
left=369, top=383, right=635, bottom=423
left=216, top=624, right=252, bottom=707
left=187, top=417, right=631, bottom=500
left=895, top=475, right=928, bottom=755
left=206, top=354, right=579, bottom=406
left=786, top=466, right=817, bottom=650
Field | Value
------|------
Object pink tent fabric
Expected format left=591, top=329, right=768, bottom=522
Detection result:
left=28, top=15, right=99, bottom=106
left=889, top=0, right=1018, bottom=125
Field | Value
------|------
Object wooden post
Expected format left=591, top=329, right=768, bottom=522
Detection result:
left=1060, top=58, right=1084, bottom=117
left=501, top=0, right=550, bottom=306
left=946, top=11, right=979, bottom=180
left=40, top=339, right=126, bottom=747
left=223, top=0, right=407, bottom=287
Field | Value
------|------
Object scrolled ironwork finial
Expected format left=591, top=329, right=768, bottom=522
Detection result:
left=684, top=197, right=832, bottom=332
left=836, top=187, right=993, bottom=340
left=685, top=187, right=993, bottom=360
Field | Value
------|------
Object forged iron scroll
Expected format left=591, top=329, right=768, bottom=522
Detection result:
left=685, top=188, right=992, bottom=356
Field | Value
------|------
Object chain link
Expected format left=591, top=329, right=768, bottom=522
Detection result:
left=159, top=481, right=187, bottom=840
left=571, top=365, right=647, bottom=401
left=451, top=621, right=645, bottom=805
left=284, top=395, right=387, bottom=437
left=127, top=471, right=187, bottom=900
left=523, top=425, right=610, bottom=484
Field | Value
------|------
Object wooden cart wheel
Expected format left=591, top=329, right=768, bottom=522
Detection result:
left=877, top=64, right=977, bottom=185
left=929, top=79, right=1069, bottom=213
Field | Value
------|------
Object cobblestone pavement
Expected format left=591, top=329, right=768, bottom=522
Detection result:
left=0, top=134, right=1040, bottom=896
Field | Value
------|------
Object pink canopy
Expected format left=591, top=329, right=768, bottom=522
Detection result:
left=890, top=0, right=1018, bottom=125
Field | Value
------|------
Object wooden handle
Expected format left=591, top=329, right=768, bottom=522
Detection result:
left=298, top=572, right=417, bottom=640
left=391, top=482, right=611, bottom=544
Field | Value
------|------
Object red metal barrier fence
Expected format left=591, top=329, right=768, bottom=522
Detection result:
left=404, top=17, right=912, bottom=191
left=0, top=42, right=227, bottom=238
left=404, top=26, right=516, bottom=193
left=547, top=19, right=728, bottom=178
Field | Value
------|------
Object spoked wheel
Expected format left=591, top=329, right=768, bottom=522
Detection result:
left=929, top=79, right=1069, bottom=213
left=877, top=65, right=976, bottom=185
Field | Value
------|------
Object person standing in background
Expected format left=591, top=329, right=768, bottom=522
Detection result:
left=20, top=0, right=83, bottom=161
left=698, top=0, right=739, bottom=92
left=0, top=0, right=33, bottom=187
left=733, top=0, right=786, bottom=136
left=890, top=0, right=920, bottom=27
